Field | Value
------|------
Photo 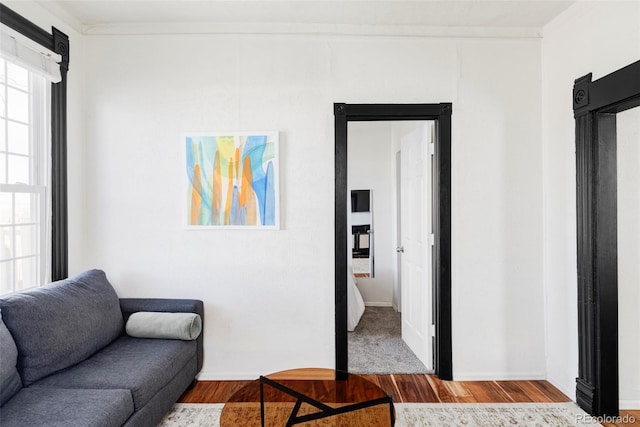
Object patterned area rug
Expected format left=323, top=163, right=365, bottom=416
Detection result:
left=397, top=403, right=601, bottom=426
left=160, top=403, right=223, bottom=426
left=159, top=402, right=601, bottom=426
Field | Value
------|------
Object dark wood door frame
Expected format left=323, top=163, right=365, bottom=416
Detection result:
left=334, top=103, right=453, bottom=381
left=574, top=59, right=640, bottom=417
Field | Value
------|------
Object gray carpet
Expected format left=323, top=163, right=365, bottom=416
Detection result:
left=348, top=306, right=431, bottom=374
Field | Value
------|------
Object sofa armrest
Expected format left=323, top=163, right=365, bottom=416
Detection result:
left=119, top=298, right=204, bottom=373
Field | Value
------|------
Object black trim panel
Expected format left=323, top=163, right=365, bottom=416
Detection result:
left=0, top=4, right=54, bottom=51
left=51, top=28, right=69, bottom=281
left=573, top=59, right=639, bottom=417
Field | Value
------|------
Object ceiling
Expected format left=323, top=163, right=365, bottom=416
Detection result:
left=36, top=0, right=576, bottom=36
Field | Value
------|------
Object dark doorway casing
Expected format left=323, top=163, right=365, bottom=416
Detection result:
left=573, top=60, right=640, bottom=417
left=334, top=103, right=453, bottom=381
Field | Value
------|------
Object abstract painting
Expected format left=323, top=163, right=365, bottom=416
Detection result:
left=185, top=132, right=279, bottom=229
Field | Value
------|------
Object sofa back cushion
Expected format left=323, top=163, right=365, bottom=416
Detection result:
left=0, top=315, right=22, bottom=405
left=0, top=270, right=124, bottom=385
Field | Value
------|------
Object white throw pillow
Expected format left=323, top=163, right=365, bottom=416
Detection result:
left=126, top=312, right=202, bottom=340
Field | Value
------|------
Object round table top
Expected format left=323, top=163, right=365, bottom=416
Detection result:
left=220, top=368, right=395, bottom=426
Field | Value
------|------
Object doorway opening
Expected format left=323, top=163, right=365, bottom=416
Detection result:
left=346, top=121, right=435, bottom=374
left=334, top=103, right=452, bottom=381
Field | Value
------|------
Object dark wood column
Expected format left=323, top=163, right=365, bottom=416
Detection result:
left=334, top=103, right=348, bottom=380
left=573, top=60, right=640, bottom=417
left=574, top=73, right=620, bottom=417
left=573, top=73, right=598, bottom=414
left=51, top=29, right=70, bottom=281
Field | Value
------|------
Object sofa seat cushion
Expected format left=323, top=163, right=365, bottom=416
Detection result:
left=0, top=387, right=133, bottom=427
left=34, top=335, right=197, bottom=410
left=0, top=269, right=124, bottom=385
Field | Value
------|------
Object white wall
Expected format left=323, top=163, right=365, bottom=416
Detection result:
left=80, top=33, right=546, bottom=380
left=348, top=122, right=394, bottom=306
left=3, top=2, right=86, bottom=275
left=12, top=0, right=639, bottom=389
left=82, top=35, right=336, bottom=378
left=450, top=40, right=545, bottom=380
left=542, top=1, right=640, bottom=399
left=5, top=2, right=548, bottom=379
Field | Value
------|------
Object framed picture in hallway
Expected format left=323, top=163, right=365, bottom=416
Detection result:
left=184, top=131, right=279, bottom=229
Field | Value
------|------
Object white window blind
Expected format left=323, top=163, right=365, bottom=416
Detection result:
left=0, top=24, right=61, bottom=83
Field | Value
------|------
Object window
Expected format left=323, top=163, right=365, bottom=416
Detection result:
left=0, top=58, right=50, bottom=294
left=1, top=3, right=70, bottom=291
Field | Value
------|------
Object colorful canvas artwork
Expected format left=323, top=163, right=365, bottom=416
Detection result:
left=185, top=132, right=278, bottom=229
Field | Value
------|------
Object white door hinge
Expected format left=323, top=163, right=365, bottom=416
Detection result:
left=429, top=233, right=435, bottom=246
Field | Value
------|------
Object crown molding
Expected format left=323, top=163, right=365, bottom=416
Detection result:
left=80, top=22, right=543, bottom=39
left=34, top=0, right=83, bottom=34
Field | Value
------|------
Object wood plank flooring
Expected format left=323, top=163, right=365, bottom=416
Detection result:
left=179, top=374, right=640, bottom=425
left=179, top=374, right=571, bottom=404
left=180, top=380, right=251, bottom=404
left=602, top=411, right=640, bottom=427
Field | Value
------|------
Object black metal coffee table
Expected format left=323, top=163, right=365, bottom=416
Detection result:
left=220, top=368, right=395, bottom=426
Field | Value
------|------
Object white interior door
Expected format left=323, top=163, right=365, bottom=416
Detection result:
left=400, top=123, right=433, bottom=370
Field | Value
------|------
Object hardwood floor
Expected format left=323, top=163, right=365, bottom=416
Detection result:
left=179, top=375, right=640, bottom=425
left=602, top=411, right=640, bottom=427
left=180, top=380, right=252, bottom=404
left=179, top=374, right=571, bottom=404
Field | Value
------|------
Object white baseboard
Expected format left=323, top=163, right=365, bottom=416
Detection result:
left=545, top=376, right=576, bottom=402
left=453, top=371, right=547, bottom=381
left=199, top=370, right=554, bottom=383
left=364, top=302, right=393, bottom=307
left=619, top=400, right=640, bottom=410
left=196, top=371, right=259, bottom=381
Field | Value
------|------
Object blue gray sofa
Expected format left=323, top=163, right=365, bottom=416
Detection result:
left=0, top=269, right=203, bottom=427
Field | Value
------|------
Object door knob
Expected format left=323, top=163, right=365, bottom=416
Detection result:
left=396, top=246, right=404, bottom=253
